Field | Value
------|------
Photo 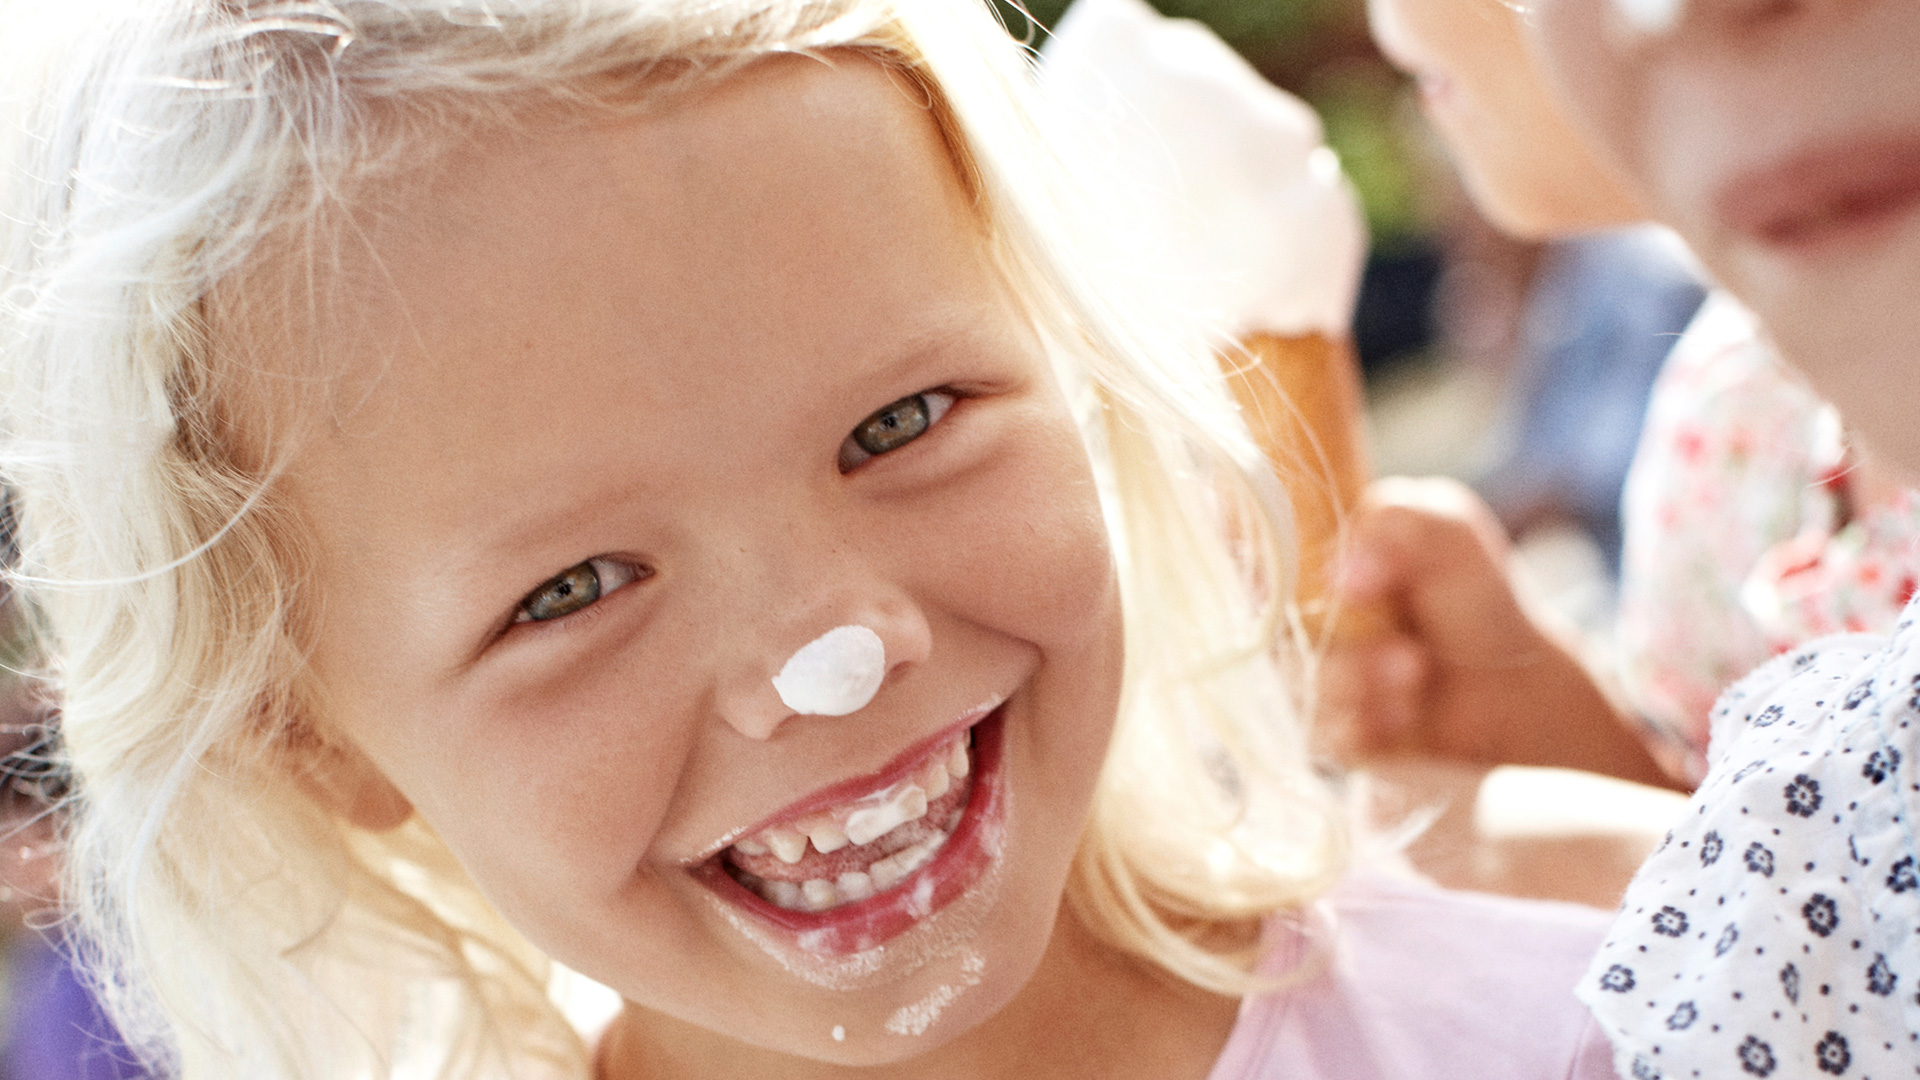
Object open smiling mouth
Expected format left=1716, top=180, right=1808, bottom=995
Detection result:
left=692, top=704, right=1007, bottom=956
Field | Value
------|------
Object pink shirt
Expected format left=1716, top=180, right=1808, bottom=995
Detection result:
left=1210, top=876, right=1620, bottom=1080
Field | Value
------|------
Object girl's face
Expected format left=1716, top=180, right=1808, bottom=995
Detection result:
left=1365, top=0, right=1641, bottom=236
left=238, top=57, right=1125, bottom=1063
left=1526, top=0, right=1920, bottom=472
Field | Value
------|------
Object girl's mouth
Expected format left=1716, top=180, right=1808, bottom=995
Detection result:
left=691, top=703, right=1007, bottom=956
left=1717, top=130, right=1920, bottom=254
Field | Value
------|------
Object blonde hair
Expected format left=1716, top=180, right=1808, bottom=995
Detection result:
left=0, top=1, right=1346, bottom=1076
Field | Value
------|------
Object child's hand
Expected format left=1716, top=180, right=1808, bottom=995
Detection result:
left=1318, top=477, right=1685, bottom=790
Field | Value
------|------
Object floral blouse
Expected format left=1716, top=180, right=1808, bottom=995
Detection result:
left=1580, top=596, right=1920, bottom=1079
left=1616, top=292, right=1920, bottom=780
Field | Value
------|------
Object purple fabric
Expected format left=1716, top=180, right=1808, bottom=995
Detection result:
left=1210, top=875, right=1622, bottom=1080
left=3, top=937, right=151, bottom=1080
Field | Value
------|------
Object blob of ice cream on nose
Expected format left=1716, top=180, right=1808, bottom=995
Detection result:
left=771, top=625, right=887, bottom=717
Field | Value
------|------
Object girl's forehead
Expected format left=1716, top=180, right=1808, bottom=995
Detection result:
left=217, top=53, right=1000, bottom=449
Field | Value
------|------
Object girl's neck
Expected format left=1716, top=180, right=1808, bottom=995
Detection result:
left=595, top=903, right=1242, bottom=1080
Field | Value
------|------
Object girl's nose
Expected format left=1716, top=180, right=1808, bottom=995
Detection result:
left=713, top=598, right=933, bottom=742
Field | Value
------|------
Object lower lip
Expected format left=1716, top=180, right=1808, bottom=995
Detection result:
left=691, top=707, right=1007, bottom=956
left=1766, top=181, right=1920, bottom=255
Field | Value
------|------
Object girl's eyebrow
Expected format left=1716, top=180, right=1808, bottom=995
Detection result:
left=470, top=491, right=633, bottom=566
left=866, top=302, right=1037, bottom=384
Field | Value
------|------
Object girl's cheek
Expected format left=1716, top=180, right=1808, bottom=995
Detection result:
left=1526, top=1, right=1648, bottom=192
left=921, top=422, right=1116, bottom=649
left=393, top=653, right=693, bottom=890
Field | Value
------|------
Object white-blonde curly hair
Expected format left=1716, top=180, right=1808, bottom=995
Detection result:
left=0, top=0, right=1347, bottom=1076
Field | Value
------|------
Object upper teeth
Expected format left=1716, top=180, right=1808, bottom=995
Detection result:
left=845, top=784, right=928, bottom=847
left=806, top=820, right=850, bottom=854
left=767, top=830, right=808, bottom=865
left=734, top=829, right=953, bottom=913
left=741, top=732, right=971, bottom=863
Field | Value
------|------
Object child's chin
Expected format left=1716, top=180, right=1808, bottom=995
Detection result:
left=729, top=922, right=1049, bottom=1069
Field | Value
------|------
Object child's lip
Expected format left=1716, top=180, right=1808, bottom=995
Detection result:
left=689, top=705, right=1007, bottom=955
left=1716, top=128, right=1920, bottom=252
left=679, top=697, right=1004, bottom=867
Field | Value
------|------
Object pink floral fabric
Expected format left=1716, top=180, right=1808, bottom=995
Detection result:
left=1616, top=293, right=1920, bottom=779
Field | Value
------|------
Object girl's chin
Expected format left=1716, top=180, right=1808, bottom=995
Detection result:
left=607, top=938, right=1026, bottom=1072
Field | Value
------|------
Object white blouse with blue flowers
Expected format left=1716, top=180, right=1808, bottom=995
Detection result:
left=1580, top=594, right=1920, bottom=1079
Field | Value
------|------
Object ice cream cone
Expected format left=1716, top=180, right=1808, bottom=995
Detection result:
left=1227, top=330, right=1390, bottom=644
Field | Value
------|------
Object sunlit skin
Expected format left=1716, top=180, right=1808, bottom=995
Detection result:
left=1526, top=0, right=1920, bottom=475
left=220, top=57, right=1238, bottom=1079
left=1365, top=0, right=1642, bottom=236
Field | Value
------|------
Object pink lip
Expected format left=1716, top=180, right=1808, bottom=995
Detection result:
left=1716, top=131, right=1920, bottom=252
left=690, top=706, right=1007, bottom=955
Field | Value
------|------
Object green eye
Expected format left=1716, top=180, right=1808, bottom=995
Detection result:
left=515, top=558, right=645, bottom=623
left=839, top=391, right=954, bottom=471
left=520, top=563, right=599, bottom=622
left=854, top=395, right=931, bottom=454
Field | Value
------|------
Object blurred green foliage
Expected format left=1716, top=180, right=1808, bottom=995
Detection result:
left=1312, top=70, right=1427, bottom=249
left=995, top=0, right=1432, bottom=249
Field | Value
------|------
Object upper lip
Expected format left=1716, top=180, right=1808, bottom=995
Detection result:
left=678, top=697, right=1003, bottom=866
left=1715, top=129, right=1920, bottom=247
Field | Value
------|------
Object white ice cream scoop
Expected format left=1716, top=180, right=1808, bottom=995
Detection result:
left=771, top=625, right=886, bottom=717
left=1038, top=0, right=1368, bottom=339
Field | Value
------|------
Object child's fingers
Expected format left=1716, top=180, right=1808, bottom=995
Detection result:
left=1336, top=482, right=1500, bottom=610
left=1337, top=478, right=1531, bottom=661
left=1358, top=636, right=1427, bottom=751
left=1346, top=478, right=1510, bottom=593
left=1363, top=476, right=1510, bottom=556
left=1316, top=633, right=1429, bottom=760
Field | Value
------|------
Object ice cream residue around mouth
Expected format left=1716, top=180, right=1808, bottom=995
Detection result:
left=772, top=625, right=886, bottom=716
left=885, top=951, right=986, bottom=1036
left=726, top=732, right=974, bottom=912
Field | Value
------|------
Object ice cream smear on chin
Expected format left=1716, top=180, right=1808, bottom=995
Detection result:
left=772, top=625, right=886, bottom=717
left=724, top=729, right=976, bottom=913
left=1611, top=0, right=1684, bottom=33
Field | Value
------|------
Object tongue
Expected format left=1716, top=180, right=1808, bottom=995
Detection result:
left=727, top=779, right=971, bottom=883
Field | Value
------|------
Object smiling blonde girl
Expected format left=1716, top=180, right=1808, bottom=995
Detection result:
left=2, top=2, right=1616, bottom=1077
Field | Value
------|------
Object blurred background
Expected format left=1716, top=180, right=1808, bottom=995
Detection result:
left=1007, top=0, right=1702, bottom=649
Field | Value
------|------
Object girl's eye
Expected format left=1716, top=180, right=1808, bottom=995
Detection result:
left=838, top=391, right=955, bottom=471
left=514, top=558, right=645, bottom=624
